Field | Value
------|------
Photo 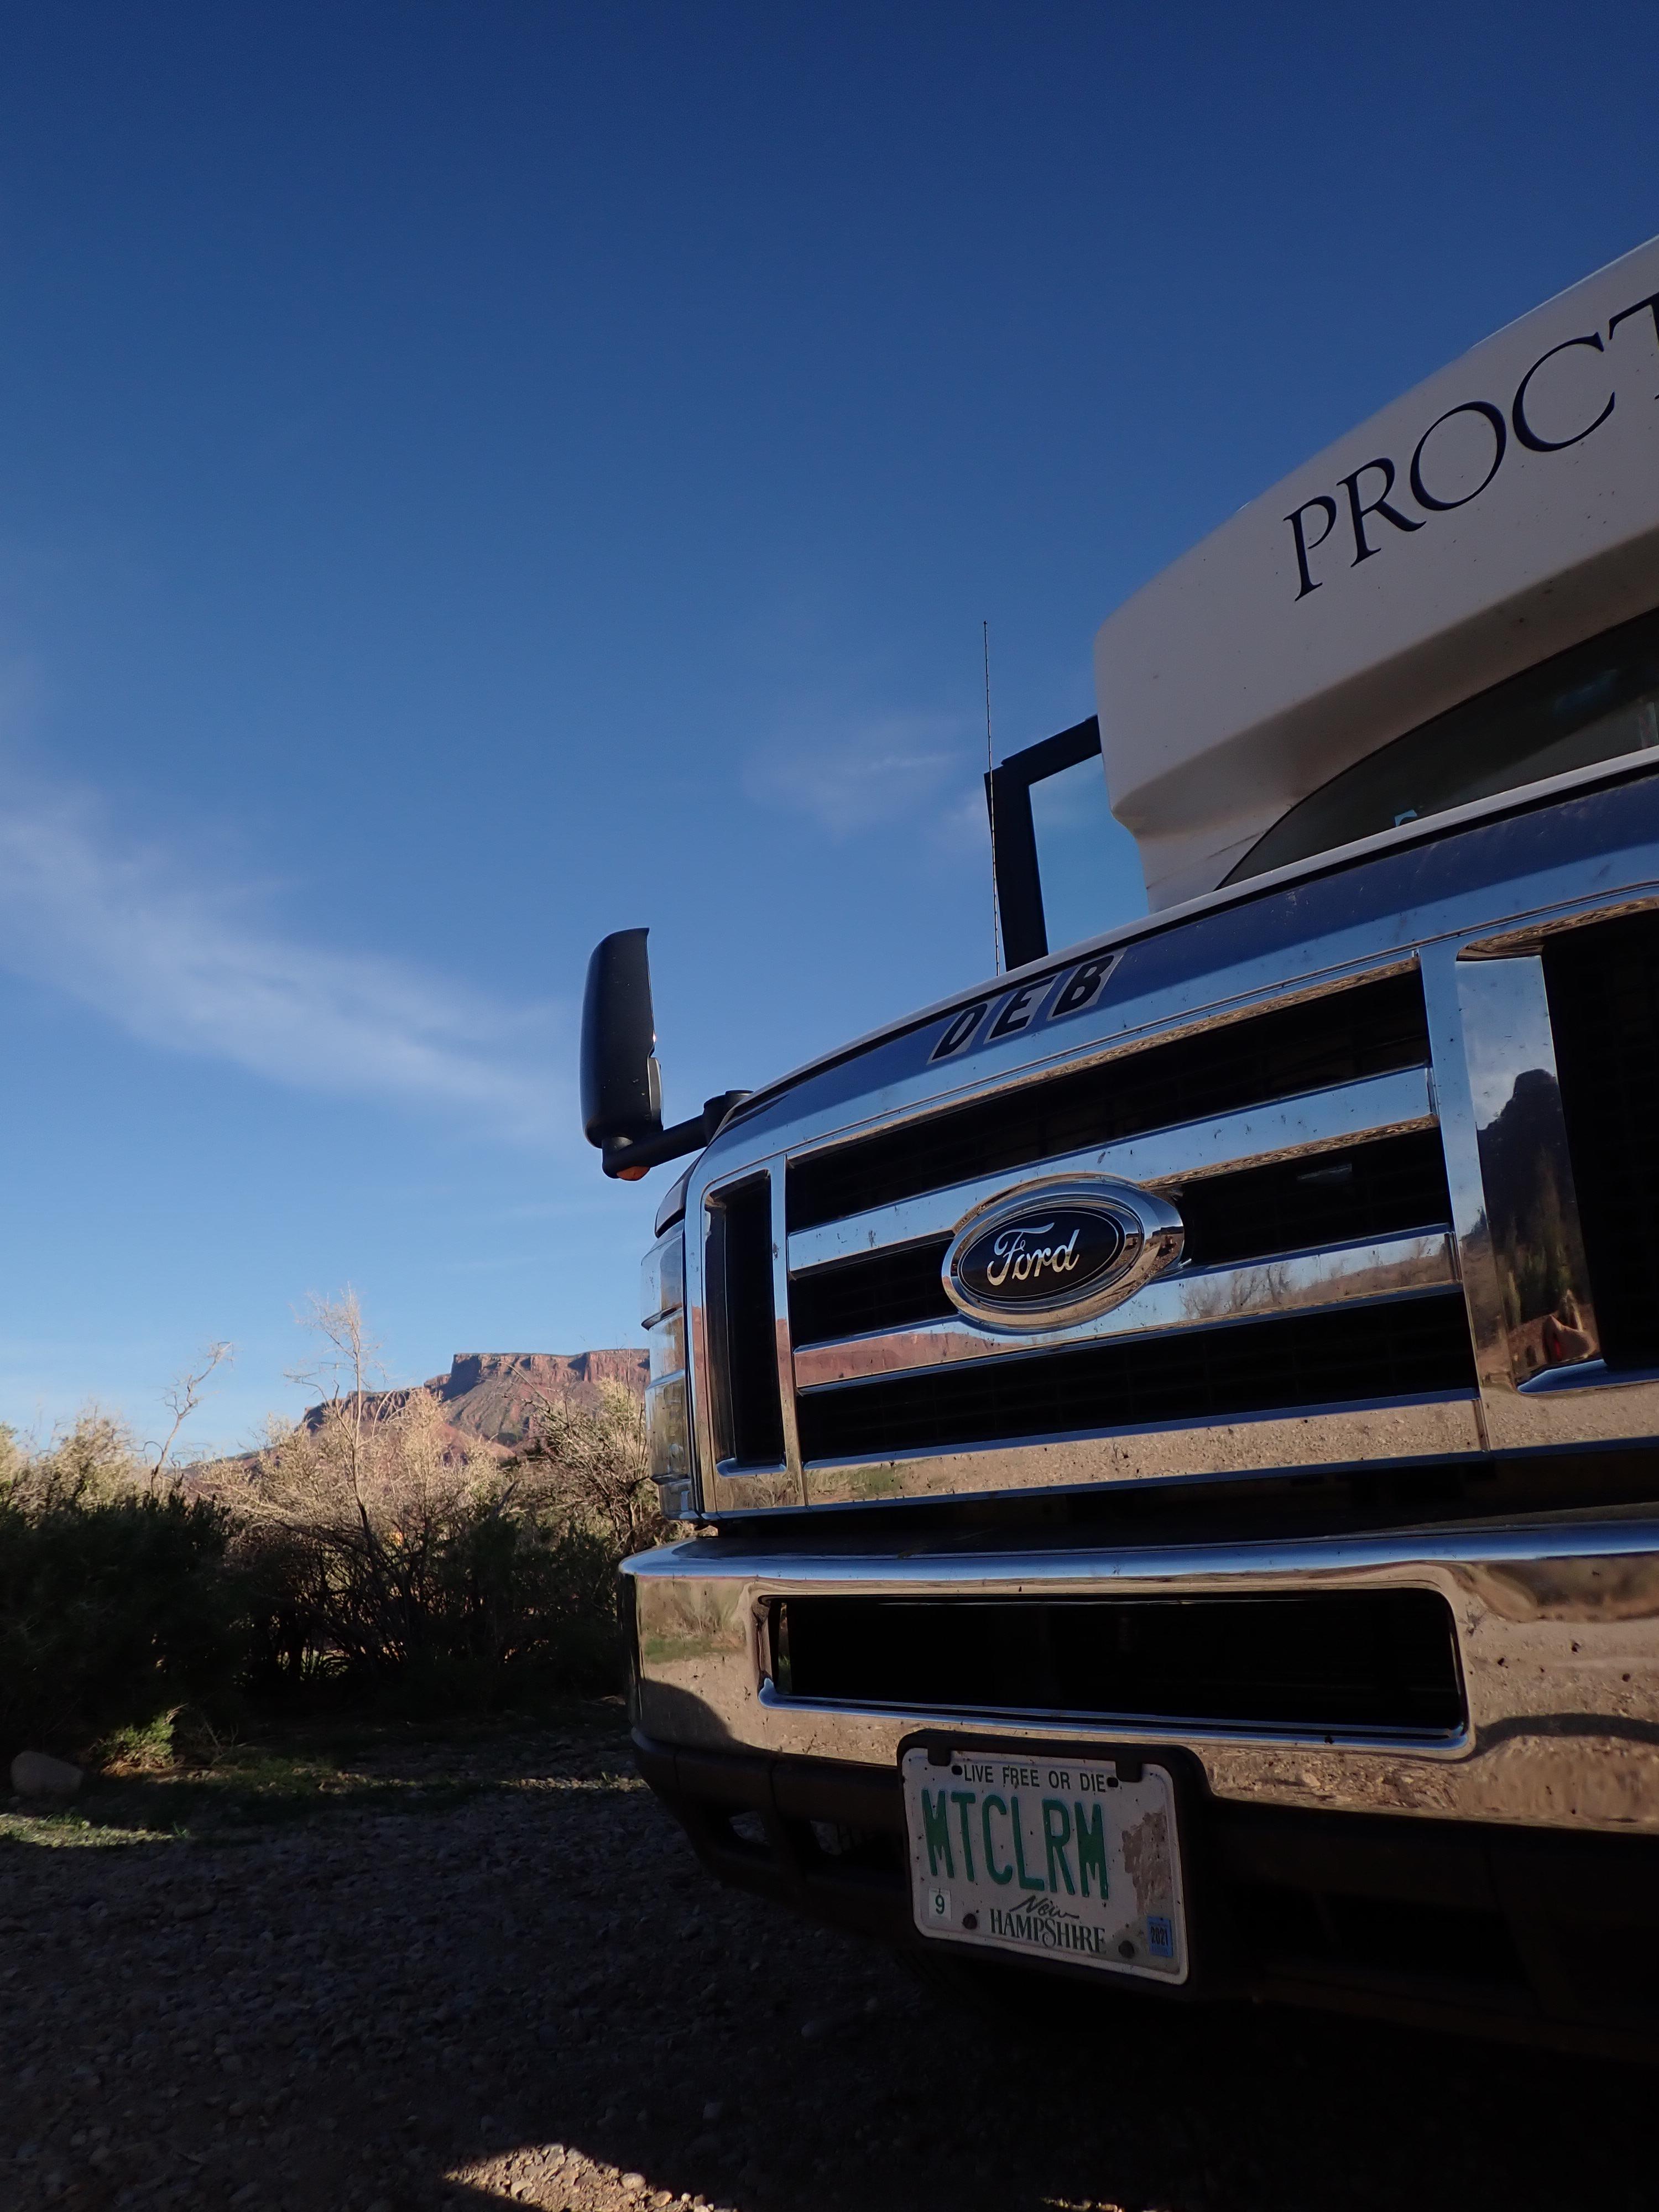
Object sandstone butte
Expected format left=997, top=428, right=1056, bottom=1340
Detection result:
left=295, top=1349, right=648, bottom=1463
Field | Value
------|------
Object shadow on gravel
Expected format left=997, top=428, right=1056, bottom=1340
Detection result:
left=432, top=1959, right=1655, bottom=2212
left=1, top=1712, right=1652, bottom=2212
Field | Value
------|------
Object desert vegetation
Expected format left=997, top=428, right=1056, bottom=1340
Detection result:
left=0, top=1293, right=662, bottom=1770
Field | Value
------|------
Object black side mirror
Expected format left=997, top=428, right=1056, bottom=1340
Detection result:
left=581, top=928, right=662, bottom=1151
left=581, top=927, right=749, bottom=1180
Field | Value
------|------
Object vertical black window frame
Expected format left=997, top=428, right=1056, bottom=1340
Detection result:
left=705, top=1172, right=786, bottom=1467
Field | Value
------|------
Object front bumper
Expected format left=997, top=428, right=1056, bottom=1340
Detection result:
left=624, top=1516, right=1659, bottom=1836
left=625, top=1516, right=1659, bottom=2053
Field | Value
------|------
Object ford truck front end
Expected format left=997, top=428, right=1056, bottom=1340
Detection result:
left=589, top=234, right=1659, bottom=2056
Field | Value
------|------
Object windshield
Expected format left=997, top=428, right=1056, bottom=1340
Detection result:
left=1227, top=603, right=1659, bottom=884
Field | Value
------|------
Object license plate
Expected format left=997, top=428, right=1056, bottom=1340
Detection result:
left=900, top=1744, right=1188, bottom=1983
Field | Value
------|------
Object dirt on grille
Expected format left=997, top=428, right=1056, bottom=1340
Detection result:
left=0, top=1704, right=1650, bottom=2212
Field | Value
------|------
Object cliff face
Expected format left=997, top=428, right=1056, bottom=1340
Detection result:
left=298, top=1349, right=648, bottom=1459
left=428, top=1351, right=647, bottom=1449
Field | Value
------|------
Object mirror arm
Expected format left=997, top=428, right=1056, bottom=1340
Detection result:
left=985, top=758, right=1046, bottom=968
left=984, top=715, right=1103, bottom=971
left=602, top=1091, right=750, bottom=1181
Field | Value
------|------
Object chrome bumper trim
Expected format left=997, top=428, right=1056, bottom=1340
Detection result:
left=626, top=1516, right=1659, bottom=1837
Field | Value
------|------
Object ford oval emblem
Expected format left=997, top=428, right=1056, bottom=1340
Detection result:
left=942, top=1176, right=1185, bottom=1331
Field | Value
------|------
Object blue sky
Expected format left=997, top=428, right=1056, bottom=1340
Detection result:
left=1, top=1, right=1655, bottom=1453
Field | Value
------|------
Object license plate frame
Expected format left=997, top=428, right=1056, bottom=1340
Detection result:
left=899, top=1738, right=1190, bottom=1985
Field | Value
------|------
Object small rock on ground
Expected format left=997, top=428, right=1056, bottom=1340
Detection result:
left=9, top=1750, right=83, bottom=1799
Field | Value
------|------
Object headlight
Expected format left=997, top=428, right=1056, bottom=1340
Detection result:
left=641, top=1225, right=693, bottom=1518
left=645, top=1375, right=690, bottom=1482
left=640, top=1230, right=685, bottom=1330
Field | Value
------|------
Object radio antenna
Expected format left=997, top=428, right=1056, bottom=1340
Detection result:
left=984, top=618, right=1003, bottom=974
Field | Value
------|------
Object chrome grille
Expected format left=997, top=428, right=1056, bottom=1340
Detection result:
left=781, top=973, right=1458, bottom=1478
left=794, top=1298, right=1475, bottom=1463
left=788, top=1125, right=1453, bottom=1351
left=685, top=792, right=1659, bottom=1514
left=785, top=970, right=1430, bottom=1230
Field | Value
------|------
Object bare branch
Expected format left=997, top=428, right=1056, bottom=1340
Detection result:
left=150, top=1340, right=234, bottom=1483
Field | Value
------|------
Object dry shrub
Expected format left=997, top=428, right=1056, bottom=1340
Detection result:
left=205, top=1297, right=657, bottom=1709
left=524, top=1377, right=665, bottom=1556
left=0, top=1299, right=659, bottom=1751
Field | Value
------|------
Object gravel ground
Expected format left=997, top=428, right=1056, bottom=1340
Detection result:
left=0, top=1705, right=1652, bottom=2212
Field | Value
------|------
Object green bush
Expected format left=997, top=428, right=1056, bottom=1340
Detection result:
left=0, top=1419, right=245, bottom=1761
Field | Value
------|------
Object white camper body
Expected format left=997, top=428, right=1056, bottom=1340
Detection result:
left=1097, top=234, right=1659, bottom=909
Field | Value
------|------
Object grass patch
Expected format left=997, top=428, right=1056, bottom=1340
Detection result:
left=0, top=1808, right=174, bottom=1849
left=640, top=1631, right=728, bottom=1666
left=84, top=1749, right=489, bottom=1837
left=2, top=1698, right=634, bottom=1848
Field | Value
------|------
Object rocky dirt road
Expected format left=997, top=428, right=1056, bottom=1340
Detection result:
left=0, top=1706, right=1650, bottom=2212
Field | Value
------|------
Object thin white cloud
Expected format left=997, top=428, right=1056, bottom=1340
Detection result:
left=0, top=770, right=564, bottom=1143
left=937, top=779, right=995, bottom=859
left=744, top=711, right=973, bottom=836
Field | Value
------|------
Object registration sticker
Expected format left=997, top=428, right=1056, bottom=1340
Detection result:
left=900, top=1746, right=1188, bottom=1983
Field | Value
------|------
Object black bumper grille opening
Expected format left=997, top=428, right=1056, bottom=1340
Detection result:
left=706, top=1177, right=785, bottom=1465
left=794, top=1296, right=1476, bottom=1464
left=805, top=1820, right=905, bottom=1875
left=1564, top=1922, right=1659, bottom=2012
left=787, top=971, right=1430, bottom=1232
left=1545, top=909, right=1659, bottom=1368
left=771, top=1588, right=1463, bottom=1735
left=1229, top=1884, right=1524, bottom=1986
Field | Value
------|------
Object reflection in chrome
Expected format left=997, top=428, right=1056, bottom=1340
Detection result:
left=766, top=1165, right=807, bottom=1507
left=1462, top=956, right=1597, bottom=1384
left=794, top=1234, right=1457, bottom=1390
left=794, top=1394, right=1486, bottom=1507
left=787, top=1066, right=1436, bottom=1274
left=1422, top=946, right=1612, bottom=1458
left=1519, top=1357, right=1659, bottom=1394
left=641, top=1222, right=691, bottom=1515
left=648, top=1311, right=686, bottom=1382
